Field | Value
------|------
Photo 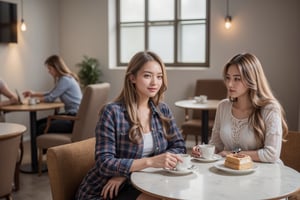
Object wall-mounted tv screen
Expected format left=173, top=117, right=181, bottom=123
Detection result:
left=0, top=1, right=17, bottom=43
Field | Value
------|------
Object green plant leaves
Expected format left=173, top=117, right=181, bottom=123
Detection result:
left=76, top=55, right=102, bottom=87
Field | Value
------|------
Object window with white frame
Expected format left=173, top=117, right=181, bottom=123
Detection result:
left=116, top=0, right=209, bottom=67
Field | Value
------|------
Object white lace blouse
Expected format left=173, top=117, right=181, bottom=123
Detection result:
left=210, top=99, right=283, bottom=163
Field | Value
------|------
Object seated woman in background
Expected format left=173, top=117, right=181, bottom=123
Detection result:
left=192, top=53, right=288, bottom=163
left=0, top=79, right=19, bottom=121
left=76, top=51, right=186, bottom=200
left=23, top=55, right=82, bottom=135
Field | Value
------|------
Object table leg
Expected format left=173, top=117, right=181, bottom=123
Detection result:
left=201, top=110, right=209, bottom=144
left=20, top=111, right=46, bottom=173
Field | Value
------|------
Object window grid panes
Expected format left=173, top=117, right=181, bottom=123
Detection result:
left=117, top=0, right=209, bottom=67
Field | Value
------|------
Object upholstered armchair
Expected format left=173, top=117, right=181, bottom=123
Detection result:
left=37, top=83, right=110, bottom=175
left=47, top=137, right=95, bottom=200
left=280, top=131, right=300, bottom=200
left=280, top=131, right=300, bottom=172
left=0, top=123, right=26, bottom=200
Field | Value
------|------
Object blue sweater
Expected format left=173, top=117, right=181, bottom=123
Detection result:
left=44, top=75, right=82, bottom=114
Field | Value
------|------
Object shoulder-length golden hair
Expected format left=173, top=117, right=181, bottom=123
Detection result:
left=223, top=53, right=288, bottom=146
left=44, top=55, right=79, bottom=83
left=114, top=51, right=170, bottom=143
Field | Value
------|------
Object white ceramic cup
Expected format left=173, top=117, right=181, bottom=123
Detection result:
left=198, top=144, right=215, bottom=159
left=29, top=98, right=37, bottom=105
left=199, top=95, right=207, bottom=103
left=176, top=154, right=191, bottom=171
left=194, top=95, right=208, bottom=103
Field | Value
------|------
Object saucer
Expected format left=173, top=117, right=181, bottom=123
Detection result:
left=214, top=161, right=258, bottom=175
left=163, top=165, right=196, bottom=175
left=193, top=154, right=222, bottom=162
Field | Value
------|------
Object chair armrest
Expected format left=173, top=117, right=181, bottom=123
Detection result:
left=44, top=115, right=79, bottom=134
left=47, top=115, right=78, bottom=121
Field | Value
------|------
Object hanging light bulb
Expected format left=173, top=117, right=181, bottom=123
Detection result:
left=20, top=0, right=26, bottom=31
left=224, top=0, right=232, bottom=29
left=21, top=18, right=26, bottom=31
left=225, top=16, right=232, bottom=29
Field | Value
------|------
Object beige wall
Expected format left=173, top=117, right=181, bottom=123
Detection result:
left=0, top=0, right=60, bottom=139
left=60, top=0, right=300, bottom=130
left=0, top=0, right=299, bottom=140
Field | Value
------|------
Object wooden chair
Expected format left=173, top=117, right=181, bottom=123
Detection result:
left=280, top=130, right=300, bottom=200
left=36, top=83, right=110, bottom=175
left=47, top=137, right=95, bottom=200
left=181, top=79, right=227, bottom=145
left=280, top=131, right=300, bottom=172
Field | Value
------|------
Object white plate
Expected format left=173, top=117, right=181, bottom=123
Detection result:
left=214, top=161, right=258, bottom=175
left=193, top=154, right=222, bottom=162
left=163, top=166, right=195, bottom=175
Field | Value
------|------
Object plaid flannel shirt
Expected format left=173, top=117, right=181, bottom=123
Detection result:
left=76, top=100, right=186, bottom=200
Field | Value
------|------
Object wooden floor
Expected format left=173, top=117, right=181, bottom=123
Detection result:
left=4, top=137, right=196, bottom=200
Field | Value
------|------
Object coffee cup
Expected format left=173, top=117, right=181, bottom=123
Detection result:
left=194, top=95, right=208, bottom=104
left=29, top=98, right=37, bottom=105
left=198, top=144, right=215, bottom=159
left=176, top=154, right=191, bottom=171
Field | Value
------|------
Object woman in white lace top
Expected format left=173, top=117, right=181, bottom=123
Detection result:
left=192, top=53, right=288, bottom=163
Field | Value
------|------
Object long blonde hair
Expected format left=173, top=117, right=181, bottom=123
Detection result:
left=223, top=53, right=288, bottom=146
left=44, top=55, right=80, bottom=83
left=114, top=51, right=170, bottom=143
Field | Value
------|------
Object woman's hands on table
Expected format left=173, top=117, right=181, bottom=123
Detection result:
left=22, top=90, right=33, bottom=98
left=148, top=152, right=182, bottom=169
left=191, top=145, right=201, bottom=158
left=191, top=145, right=232, bottom=158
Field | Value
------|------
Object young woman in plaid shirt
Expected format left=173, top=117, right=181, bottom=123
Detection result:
left=76, top=51, right=186, bottom=200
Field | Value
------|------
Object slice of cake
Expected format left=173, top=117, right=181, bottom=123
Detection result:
left=224, top=153, right=253, bottom=170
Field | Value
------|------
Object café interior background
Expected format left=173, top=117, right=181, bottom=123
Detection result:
left=1, top=0, right=300, bottom=141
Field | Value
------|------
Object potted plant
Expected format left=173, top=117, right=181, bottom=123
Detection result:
left=76, top=55, right=102, bottom=88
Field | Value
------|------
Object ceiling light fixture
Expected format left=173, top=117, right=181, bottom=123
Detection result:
left=20, top=0, right=26, bottom=31
left=225, top=0, right=232, bottom=29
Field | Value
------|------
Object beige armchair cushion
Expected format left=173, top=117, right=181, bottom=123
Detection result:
left=47, top=137, right=95, bottom=200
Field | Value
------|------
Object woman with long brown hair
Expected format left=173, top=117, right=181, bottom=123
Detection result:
left=192, top=53, right=288, bottom=163
left=76, top=51, right=186, bottom=200
left=23, top=55, right=82, bottom=135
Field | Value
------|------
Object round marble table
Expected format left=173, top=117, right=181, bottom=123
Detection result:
left=131, top=159, right=300, bottom=200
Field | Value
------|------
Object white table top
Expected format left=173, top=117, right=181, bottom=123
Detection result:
left=131, top=158, right=300, bottom=200
left=175, top=99, right=220, bottom=110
